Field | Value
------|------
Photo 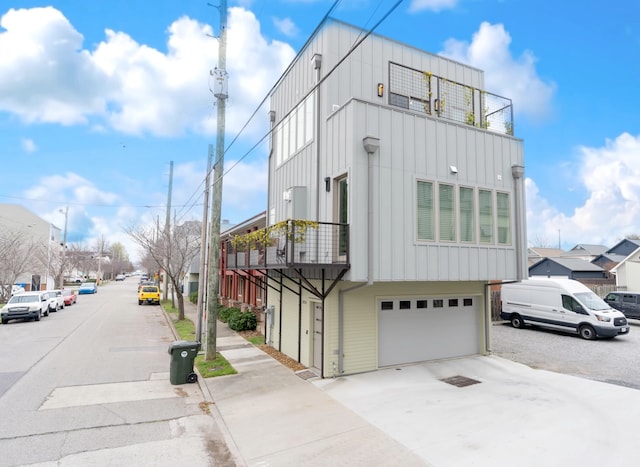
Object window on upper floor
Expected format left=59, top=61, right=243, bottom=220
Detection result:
left=439, top=184, right=455, bottom=242
left=460, top=186, right=474, bottom=242
left=416, top=181, right=510, bottom=246
left=417, top=181, right=434, bottom=241
left=497, top=192, right=511, bottom=245
left=274, top=93, right=315, bottom=166
left=479, top=189, right=493, bottom=244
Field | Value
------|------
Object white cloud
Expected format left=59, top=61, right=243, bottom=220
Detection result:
left=440, top=22, right=556, bottom=119
left=273, top=17, right=299, bottom=37
left=409, top=0, right=459, bottom=12
left=526, top=132, right=640, bottom=248
left=21, top=138, right=37, bottom=152
left=0, top=6, right=296, bottom=138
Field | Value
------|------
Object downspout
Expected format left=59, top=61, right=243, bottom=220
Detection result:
left=512, top=165, right=526, bottom=281
left=337, top=136, right=380, bottom=375
left=312, top=53, right=322, bottom=220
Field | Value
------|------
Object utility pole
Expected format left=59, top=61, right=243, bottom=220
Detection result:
left=206, top=0, right=228, bottom=360
left=59, top=206, right=68, bottom=290
left=164, top=161, right=174, bottom=301
left=197, top=145, right=213, bottom=343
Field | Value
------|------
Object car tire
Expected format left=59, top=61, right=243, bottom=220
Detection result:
left=579, top=324, right=597, bottom=340
left=45, top=307, right=50, bottom=316
left=34, top=312, right=41, bottom=322
left=510, top=314, right=525, bottom=329
left=138, top=300, right=142, bottom=305
left=1, top=318, right=7, bottom=325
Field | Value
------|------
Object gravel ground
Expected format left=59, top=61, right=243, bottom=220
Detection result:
left=491, top=320, right=640, bottom=389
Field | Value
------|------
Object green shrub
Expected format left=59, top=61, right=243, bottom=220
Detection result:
left=228, top=311, right=257, bottom=332
left=218, top=306, right=240, bottom=323
left=189, top=292, right=198, bottom=304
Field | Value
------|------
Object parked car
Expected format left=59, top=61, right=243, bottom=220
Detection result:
left=138, top=285, right=160, bottom=305
left=65, top=276, right=83, bottom=284
left=604, top=292, right=640, bottom=319
left=501, top=278, right=630, bottom=340
left=62, top=289, right=78, bottom=306
left=43, top=290, right=65, bottom=313
left=78, top=282, right=98, bottom=294
left=115, top=274, right=126, bottom=281
left=1, top=292, right=49, bottom=324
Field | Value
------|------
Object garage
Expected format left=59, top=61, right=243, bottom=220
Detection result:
left=378, top=295, right=481, bottom=367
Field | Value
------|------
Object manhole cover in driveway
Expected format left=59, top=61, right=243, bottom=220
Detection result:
left=440, top=375, right=481, bottom=387
left=295, top=370, right=319, bottom=380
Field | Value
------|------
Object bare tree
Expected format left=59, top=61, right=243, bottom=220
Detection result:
left=0, top=228, right=39, bottom=301
left=126, top=220, right=201, bottom=320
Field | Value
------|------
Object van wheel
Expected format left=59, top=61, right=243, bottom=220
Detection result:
left=510, top=314, right=525, bottom=329
left=579, top=325, right=596, bottom=340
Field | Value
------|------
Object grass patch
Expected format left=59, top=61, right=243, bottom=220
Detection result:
left=195, top=353, right=237, bottom=377
left=161, top=301, right=236, bottom=378
left=173, top=318, right=197, bottom=341
left=247, top=335, right=265, bottom=345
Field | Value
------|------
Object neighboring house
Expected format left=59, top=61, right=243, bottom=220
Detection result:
left=566, top=244, right=608, bottom=262
left=610, top=247, right=640, bottom=291
left=0, top=203, right=61, bottom=291
left=220, top=212, right=267, bottom=313
left=527, top=247, right=566, bottom=267
left=227, top=19, right=526, bottom=378
left=592, top=238, right=640, bottom=272
left=529, top=257, right=608, bottom=281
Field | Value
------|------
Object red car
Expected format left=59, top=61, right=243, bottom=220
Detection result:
left=62, top=289, right=78, bottom=306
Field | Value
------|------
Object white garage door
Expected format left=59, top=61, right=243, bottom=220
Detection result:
left=378, top=296, right=481, bottom=367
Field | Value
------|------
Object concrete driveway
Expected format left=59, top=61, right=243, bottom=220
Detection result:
left=313, top=355, right=640, bottom=467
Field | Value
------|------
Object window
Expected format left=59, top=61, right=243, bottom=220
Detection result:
left=463, top=298, right=473, bottom=306
left=448, top=299, right=459, bottom=307
left=417, top=300, right=428, bottom=309
left=459, top=187, right=474, bottom=242
left=381, top=301, right=393, bottom=310
left=497, top=192, right=511, bottom=244
left=399, top=300, right=411, bottom=309
left=304, top=94, right=314, bottom=145
left=274, top=95, right=315, bottom=166
left=433, top=299, right=443, bottom=308
left=439, top=184, right=455, bottom=241
left=417, top=181, right=434, bottom=240
left=479, top=190, right=493, bottom=243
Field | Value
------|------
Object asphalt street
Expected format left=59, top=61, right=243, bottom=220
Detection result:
left=0, top=279, right=232, bottom=466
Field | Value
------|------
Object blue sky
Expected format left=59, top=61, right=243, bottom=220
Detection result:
left=2, top=0, right=640, bottom=262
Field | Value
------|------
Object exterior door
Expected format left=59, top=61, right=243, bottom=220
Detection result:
left=312, top=303, right=322, bottom=371
left=334, top=176, right=348, bottom=260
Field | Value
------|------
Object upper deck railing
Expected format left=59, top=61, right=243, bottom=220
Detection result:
left=388, top=62, right=514, bottom=136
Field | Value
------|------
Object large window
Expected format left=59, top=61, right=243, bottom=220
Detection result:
left=459, top=187, right=474, bottom=242
left=274, top=93, right=315, bottom=166
left=497, top=192, right=511, bottom=244
left=439, top=184, right=455, bottom=241
left=479, top=190, right=493, bottom=243
left=417, top=181, right=434, bottom=240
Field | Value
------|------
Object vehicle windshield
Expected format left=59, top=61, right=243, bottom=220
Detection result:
left=142, top=286, right=158, bottom=292
left=63, top=290, right=73, bottom=296
left=9, top=295, right=39, bottom=303
left=575, top=292, right=611, bottom=311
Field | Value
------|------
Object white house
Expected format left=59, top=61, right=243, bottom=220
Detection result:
left=0, top=203, right=62, bottom=291
left=227, top=19, right=526, bottom=378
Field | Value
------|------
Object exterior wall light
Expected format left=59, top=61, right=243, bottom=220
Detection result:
left=377, top=83, right=384, bottom=97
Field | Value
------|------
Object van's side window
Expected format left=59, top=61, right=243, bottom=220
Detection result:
left=562, top=295, right=586, bottom=314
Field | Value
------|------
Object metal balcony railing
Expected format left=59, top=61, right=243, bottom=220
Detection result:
left=226, top=221, right=349, bottom=270
left=388, top=62, right=514, bottom=136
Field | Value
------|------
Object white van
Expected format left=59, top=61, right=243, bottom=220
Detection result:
left=500, top=278, right=630, bottom=340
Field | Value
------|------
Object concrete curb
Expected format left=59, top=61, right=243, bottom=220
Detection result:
left=160, top=303, right=247, bottom=467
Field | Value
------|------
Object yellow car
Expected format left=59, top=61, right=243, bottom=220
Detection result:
left=138, top=285, right=160, bottom=305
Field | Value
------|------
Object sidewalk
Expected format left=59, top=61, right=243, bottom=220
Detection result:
left=177, top=301, right=640, bottom=467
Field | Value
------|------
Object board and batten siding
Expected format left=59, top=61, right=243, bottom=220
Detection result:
left=325, top=98, right=522, bottom=283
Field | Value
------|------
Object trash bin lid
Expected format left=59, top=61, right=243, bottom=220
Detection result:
left=168, top=340, right=201, bottom=353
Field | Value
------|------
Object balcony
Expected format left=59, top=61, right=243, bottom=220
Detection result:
left=226, top=221, right=350, bottom=270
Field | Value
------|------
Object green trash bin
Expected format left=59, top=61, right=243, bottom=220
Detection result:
left=168, top=340, right=200, bottom=385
